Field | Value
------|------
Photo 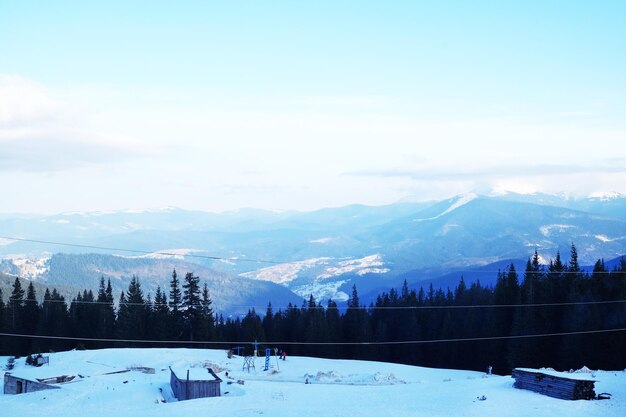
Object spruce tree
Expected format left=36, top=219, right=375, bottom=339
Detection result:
left=262, top=302, right=274, bottom=341
left=169, top=269, right=183, bottom=340
left=151, top=286, right=170, bottom=341
left=116, top=276, right=148, bottom=342
left=0, top=288, right=5, bottom=355
left=169, top=269, right=182, bottom=311
left=182, top=272, right=202, bottom=341
left=241, top=308, right=265, bottom=343
left=37, top=288, right=70, bottom=352
left=201, top=282, right=215, bottom=341
left=7, top=278, right=25, bottom=354
left=22, top=282, right=40, bottom=352
left=95, top=277, right=115, bottom=344
left=343, top=285, right=369, bottom=358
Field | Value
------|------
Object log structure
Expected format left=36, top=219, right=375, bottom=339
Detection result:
left=512, top=368, right=596, bottom=400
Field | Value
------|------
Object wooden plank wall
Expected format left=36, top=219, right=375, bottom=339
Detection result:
left=512, top=369, right=596, bottom=400
left=3, top=373, right=61, bottom=395
left=169, top=368, right=221, bottom=400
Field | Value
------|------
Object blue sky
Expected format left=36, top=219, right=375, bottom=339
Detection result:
left=1, top=1, right=625, bottom=213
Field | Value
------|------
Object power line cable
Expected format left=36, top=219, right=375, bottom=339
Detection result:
left=1, top=235, right=623, bottom=273
left=5, top=296, right=626, bottom=310
left=0, top=236, right=289, bottom=265
left=3, top=269, right=626, bottom=311
left=1, top=327, right=625, bottom=346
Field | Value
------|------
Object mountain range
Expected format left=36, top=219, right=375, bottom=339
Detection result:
left=1, top=192, right=625, bottom=313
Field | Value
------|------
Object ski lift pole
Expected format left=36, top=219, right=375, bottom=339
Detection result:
left=264, top=348, right=271, bottom=371
left=274, top=348, right=280, bottom=371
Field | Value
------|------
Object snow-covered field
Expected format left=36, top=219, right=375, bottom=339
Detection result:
left=1, top=348, right=625, bottom=417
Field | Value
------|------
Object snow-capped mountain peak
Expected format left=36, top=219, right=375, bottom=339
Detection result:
left=414, top=193, right=478, bottom=222
left=589, top=191, right=625, bottom=201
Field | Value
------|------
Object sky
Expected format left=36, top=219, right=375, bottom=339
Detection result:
left=1, top=1, right=625, bottom=214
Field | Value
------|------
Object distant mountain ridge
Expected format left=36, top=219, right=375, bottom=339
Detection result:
left=0, top=253, right=303, bottom=316
left=1, top=192, right=626, bottom=308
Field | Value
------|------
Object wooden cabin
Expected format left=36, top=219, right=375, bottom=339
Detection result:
left=3, top=372, right=61, bottom=395
left=512, top=368, right=596, bottom=400
left=169, top=366, right=222, bottom=401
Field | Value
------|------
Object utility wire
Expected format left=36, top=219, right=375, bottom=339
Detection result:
left=0, top=327, right=625, bottom=346
left=3, top=270, right=626, bottom=310
left=5, top=297, right=626, bottom=310
left=1, top=235, right=623, bottom=273
left=0, top=236, right=289, bottom=265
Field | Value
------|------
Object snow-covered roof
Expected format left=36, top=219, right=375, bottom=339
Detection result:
left=170, top=366, right=221, bottom=382
left=514, top=367, right=596, bottom=381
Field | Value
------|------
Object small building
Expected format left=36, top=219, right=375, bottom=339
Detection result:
left=169, top=366, right=222, bottom=401
left=512, top=368, right=596, bottom=400
left=3, top=373, right=62, bottom=395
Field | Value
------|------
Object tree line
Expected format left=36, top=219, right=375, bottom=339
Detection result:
left=1, top=245, right=625, bottom=374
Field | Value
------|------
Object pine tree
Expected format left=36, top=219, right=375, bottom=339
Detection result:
left=37, top=288, right=70, bottom=353
left=169, top=269, right=183, bottom=340
left=169, top=269, right=182, bottom=311
left=116, top=276, right=148, bottom=342
left=0, top=288, right=5, bottom=355
left=8, top=278, right=25, bottom=329
left=182, top=272, right=202, bottom=341
left=262, top=302, right=275, bottom=341
left=559, top=243, right=587, bottom=368
left=6, top=278, right=26, bottom=354
left=151, top=286, right=170, bottom=341
left=343, top=285, right=369, bottom=358
left=96, top=277, right=116, bottom=344
left=348, top=285, right=360, bottom=308
left=201, top=282, right=215, bottom=341
left=492, top=264, right=520, bottom=371
left=511, top=252, right=545, bottom=368
left=70, top=289, right=98, bottom=348
left=22, top=282, right=40, bottom=352
left=564, top=243, right=582, bottom=301
left=241, top=308, right=265, bottom=343
left=304, top=297, right=329, bottom=357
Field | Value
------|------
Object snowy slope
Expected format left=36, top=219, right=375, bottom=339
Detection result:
left=1, top=348, right=625, bottom=417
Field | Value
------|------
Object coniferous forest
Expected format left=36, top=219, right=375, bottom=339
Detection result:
left=1, top=246, right=625, bottom=375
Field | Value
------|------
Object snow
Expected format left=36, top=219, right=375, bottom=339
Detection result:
left=291, top=280, right=350, bottom=301
left=309, top=237, right=334, bottom=244
left=122, top=248, right=199, bottom=260
left=317, top=254, right=389, bottom=279
left=170, top=366, right=220, bottom=381
left=441, top=223, right=459, bottom=235
left=242, top=255, right=389, bottom=286
left=589, top=191, right=624, bottom=201
left=594, top=235, right=624, bottom=243
left=539, top=224, right=575, bottom=237
left=413, top=193, right=478, bottom=222
left=4, top=256, right=50, bottom=280
left=1, top=348, right=625, bottom=417
left=123, top=207, right=177, bottom=214
left=240, top=258, right=331, bottom=284
left=515, top=368, right=596, bottom=381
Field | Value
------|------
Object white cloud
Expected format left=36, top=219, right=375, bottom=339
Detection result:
left=0, top=74, right=63, bottom=125
left=0, top=74, right=150, bottom=172
left=2, top=74, right=626, bottom=213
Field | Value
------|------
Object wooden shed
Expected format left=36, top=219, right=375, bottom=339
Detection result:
left=169, top=366, right=222, bottom=401
left=512, top=368, right=596, bottom=400
left=3, top=372, right=61, bottom=395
